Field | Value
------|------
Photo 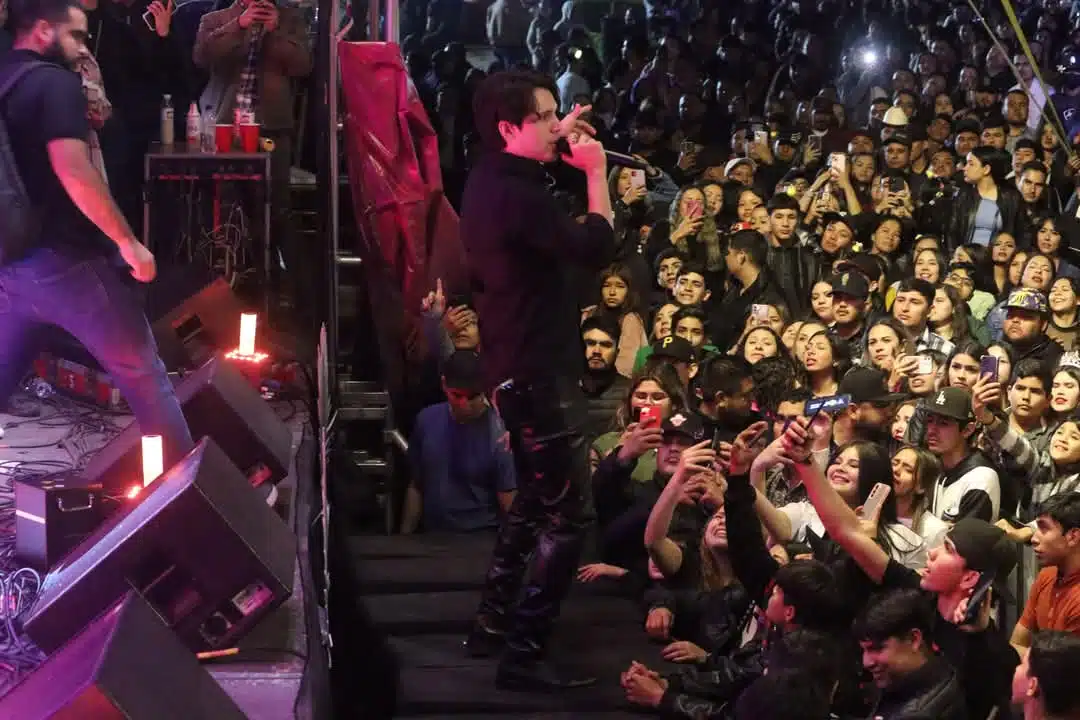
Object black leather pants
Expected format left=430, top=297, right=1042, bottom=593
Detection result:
left=475, top=379, right=592, bottom=657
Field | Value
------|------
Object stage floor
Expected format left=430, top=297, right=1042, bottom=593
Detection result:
left=0, top=390, right=315, bottom=718
left=349, top=531, right=670, bottom=717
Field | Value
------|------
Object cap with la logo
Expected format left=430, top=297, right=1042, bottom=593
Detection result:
left=919, top=386, right=973, bottom=422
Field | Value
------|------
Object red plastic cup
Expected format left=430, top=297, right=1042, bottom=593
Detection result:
left=215, top=124, right=234, bottom=153
left=238, top=123, right=260, bottom=153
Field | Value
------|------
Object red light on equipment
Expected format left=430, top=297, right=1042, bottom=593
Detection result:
left=141, top=435, right=163, bottom=487
left=225, top=312, right=269, bottom=364
left=126, top=485, right=141, bottom=499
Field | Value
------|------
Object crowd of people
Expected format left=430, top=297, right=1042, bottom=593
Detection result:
left=399, top=0, right=1080, bottom=717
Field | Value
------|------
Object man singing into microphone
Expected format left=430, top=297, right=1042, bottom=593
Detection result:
left=461, top=70, right=614, bottom=690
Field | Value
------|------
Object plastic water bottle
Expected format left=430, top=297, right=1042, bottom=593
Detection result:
left=185, top=102, right=201, bottom=149
left=160, top=94, right=175, bottom=146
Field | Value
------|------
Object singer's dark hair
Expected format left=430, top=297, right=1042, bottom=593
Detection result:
left=473, top=70, right=560, bottom=150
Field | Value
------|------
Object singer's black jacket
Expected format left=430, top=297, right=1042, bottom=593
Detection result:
left=461, top=151, right=616, bottom=390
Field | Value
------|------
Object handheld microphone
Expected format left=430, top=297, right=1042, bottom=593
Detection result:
left=555, top=137, right=649, bottom=170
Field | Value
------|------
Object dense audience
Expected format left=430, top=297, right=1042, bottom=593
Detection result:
left=402, top=0, right=1080, bottom=716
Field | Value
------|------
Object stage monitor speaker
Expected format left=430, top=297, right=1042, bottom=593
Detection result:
left=81, top=356, right=292, bottom=496
left=0, top=592, right=245, bottom=719
left=145, top=268, right=246, bottom=371
left=24, top=438, right=296, bottom=654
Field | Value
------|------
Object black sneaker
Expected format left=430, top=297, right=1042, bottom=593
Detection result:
left=495, top=654, right=596, bottom=691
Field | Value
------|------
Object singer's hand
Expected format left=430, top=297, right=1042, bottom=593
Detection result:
left=561, top=132, right=606, bottom=174
left=557, top=103, right=596, bottom=141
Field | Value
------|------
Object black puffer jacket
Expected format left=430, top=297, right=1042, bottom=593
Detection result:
left=868, top=656, right=966, bottom=720
left=945, top=184, right=1022, bottom=251
left=768, top=241, right=822, bottom=319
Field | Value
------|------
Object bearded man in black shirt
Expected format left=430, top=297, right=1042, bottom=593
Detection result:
left=460, top=70, right=614, bottom=690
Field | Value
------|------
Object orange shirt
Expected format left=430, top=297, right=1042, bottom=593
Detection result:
left=1019, top=566, right=1080, bottom=635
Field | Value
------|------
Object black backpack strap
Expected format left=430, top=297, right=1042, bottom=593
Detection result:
left=0, top=61, right=50, bottom=101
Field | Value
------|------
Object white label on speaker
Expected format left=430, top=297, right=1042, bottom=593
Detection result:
left=231, top=580, right=272, bottom=617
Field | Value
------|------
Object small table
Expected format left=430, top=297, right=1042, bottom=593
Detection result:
left=144, top=143, right=272, bottom=311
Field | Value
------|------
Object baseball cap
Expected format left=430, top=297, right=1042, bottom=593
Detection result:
left=653, top=335, right=695, bottom=364
left=830, top=271, right=870, bottom=300
left=821, top=211, right=858, bottom=236
left=443, top=350, right=485, bottom=394
left=884, top=131, right=911, bottom=147
left=920, top=387, right=973, bottom=422
left=661, top=410, right=708, bottom=443
left=948, top=518, right=1019, bottom=596
left=834, top=253, right=881, bottom=283
left=837, top=366, right=907, bottom=405
left=725, top=157, right=756, bottom=177
left=1005, top=288, right=1050, bottom=315
left=775, top=128, right=802, bottom=146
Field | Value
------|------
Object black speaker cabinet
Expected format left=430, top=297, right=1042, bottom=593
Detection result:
left=145, top=269, right=246, bottom=371
left=81, top=356, right=292, bottom=496
left=25, top=438, right=296, bottom=654
left=0, top=592, right=246, bottom=719
left=15, top=475, right=106, bottom=571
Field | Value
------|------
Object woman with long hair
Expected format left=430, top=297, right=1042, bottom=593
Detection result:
left=1049, top=367, right=1080, bottom=422
left=928, top=284, right=971, bottom=345
left=990, top=232, right=1019, bottom=297
left=864, top=316, right=916, bottom=378
left=650, top=186, right=724, bottom=275
left=944, top=340, right=988, bottom=390
left=1033, top=215, right=1080, bottom=280
left=880, top=445, right=948, bottom=570
left=802, top=329, right=851, bottom=396
left=1048, top=276, right=1080, bottom=352
left=947, top=146, right=1021, bottom=249
left=987, top=252, right=1057, bottom=341
left=737, top=326, right=790, bottom=365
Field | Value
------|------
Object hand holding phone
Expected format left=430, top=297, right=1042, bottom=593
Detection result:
left=751, top=304, right=770, bottom=325
left=979, top=355, right=1000, bottom=381
left=959, top=573, right=994, bottom=628
left=915, top=355, right=934, bottom=376
left=638, top=405, right=661, bottom=429
left=859, top=483, right=892, bottom=522
left=629, top=169, right=646, bottom=191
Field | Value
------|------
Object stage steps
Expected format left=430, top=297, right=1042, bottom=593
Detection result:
left=348, top=532, right=667, bottom=716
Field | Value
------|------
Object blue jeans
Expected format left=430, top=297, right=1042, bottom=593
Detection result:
left=0, top=248, right=193, bottom=467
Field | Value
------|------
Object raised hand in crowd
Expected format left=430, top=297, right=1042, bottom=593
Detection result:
left=621, top=183, right=647, bottom=206
left=238, top=0, right=279, bottom=30
left=145, top=0, right=173, bottom=37
left=725, top=420, right=769, bottom=476
left=971, top=372, right=1003, bottom=426
left=421, top=277, right=447, bottom=316
left=616, top=422, right=663, bottom=463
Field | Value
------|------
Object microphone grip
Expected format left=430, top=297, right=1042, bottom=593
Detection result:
left=555, top=137, right=649, bottom=170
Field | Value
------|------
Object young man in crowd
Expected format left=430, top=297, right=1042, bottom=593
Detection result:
left=892, top=277, right=954, bottom=356
left=1012, top=631, right=1080, bottom=720
left=829, top=271, right=870, bottom=361
left=855, top=589, right=965, bottom=719
left=580, top=316, right=629, bottom=440
left=671, top=263, right=712, bottom=308
left=1002, top=289, right=1065, bottom=369
left=921, top=387, right=1002, bottom=522
left=401, top=351, right=517, bottom=534
left=1011, top=493, right=1080, bottom=653
left=711, top=229, right=782, bottom=351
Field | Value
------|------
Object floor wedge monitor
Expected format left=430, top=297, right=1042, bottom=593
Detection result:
left=25, top=437, right=296, bottom=654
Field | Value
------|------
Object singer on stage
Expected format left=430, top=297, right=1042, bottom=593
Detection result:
left=460, top=70, right=614, bottom=691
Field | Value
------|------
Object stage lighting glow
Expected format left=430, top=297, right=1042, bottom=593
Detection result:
left=126, top=484, right=141, bottom=499
left=141, top=435, right=163, bottom=487
left=239, top=313, right=257, bottom=356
